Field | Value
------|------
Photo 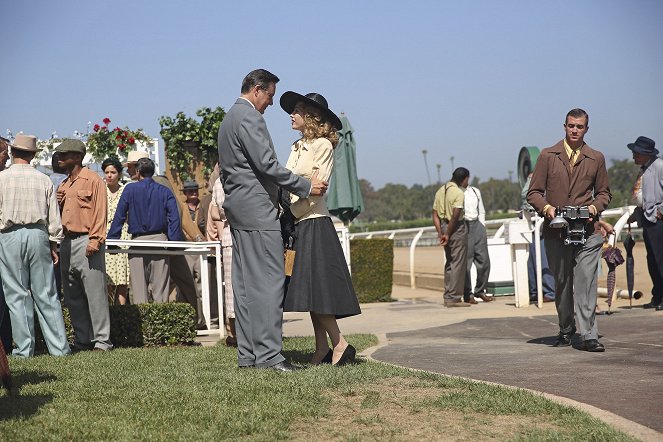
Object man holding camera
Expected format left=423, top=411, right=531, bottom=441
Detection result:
left=527, top=108, right=611, bottom=352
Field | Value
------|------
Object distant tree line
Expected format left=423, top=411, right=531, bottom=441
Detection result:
left=356, top=159, right=640, bottom=223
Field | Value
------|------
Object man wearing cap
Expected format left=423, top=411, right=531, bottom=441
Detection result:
left=56, top=139, right=113, bottom=352
left=527, top=108, right=611, bottom=352
left=108, top=157, right=182, bottom=304
left=218, top=69, right=328, bottom=371
left=627, top=136, right=663, bottom=311
left=0, top=137, right=12, bottom=353
left=0, top=135, right=71, bottom=357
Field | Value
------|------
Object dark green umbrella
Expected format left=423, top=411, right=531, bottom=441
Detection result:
left=327, top=114, right=363, bottom=224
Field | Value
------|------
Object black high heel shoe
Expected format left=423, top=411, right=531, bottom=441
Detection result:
left=333, top=345, right=356, bottom=366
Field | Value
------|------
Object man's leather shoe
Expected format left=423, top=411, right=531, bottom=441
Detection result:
left=581, top=339, right=605, bottom=352
left=643, top=301, right=660, bottom=309
left=444, top=300, right=471, bottom=307
left=464, top=297, right=478, bottom=304
left=266, top=361, right=302, bottom=372
left=542, top=296, right=555, bottom=303
left=553, top=327, right=576, bottom=347
left=476, top=293, right=494, bottom=302
left=656, top=304, right=663, bottom=311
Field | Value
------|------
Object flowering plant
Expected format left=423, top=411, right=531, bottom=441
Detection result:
left=86, top=117, right=152, bottom=162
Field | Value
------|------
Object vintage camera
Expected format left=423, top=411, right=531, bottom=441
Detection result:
left=549, top=206, right=592, bottom=245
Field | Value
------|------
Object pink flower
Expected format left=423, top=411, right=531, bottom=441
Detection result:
left=93, top=124, right=100, bottom=132
left=103, top=118, right=111, bottom=126
left=128, top=137, right=136, bottom=144
left=118, top=144, right=126, bottom=151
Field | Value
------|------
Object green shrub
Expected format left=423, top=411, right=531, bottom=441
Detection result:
left=350, top=238, right=393, bottom=303
left=35, top=302, right=196, bottom=351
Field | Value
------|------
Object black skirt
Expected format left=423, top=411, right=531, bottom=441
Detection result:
left=284, top=217, right=361, bottom=319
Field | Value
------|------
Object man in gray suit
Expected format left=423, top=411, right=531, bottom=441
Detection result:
left=218, top=69, right=328, bottom=371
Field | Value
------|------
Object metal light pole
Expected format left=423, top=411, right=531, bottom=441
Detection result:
left=450, top=156, right=455, bottom=172
left=436, top=164, right=441, bottom=185
left=422, top=149, right=431, bottom=186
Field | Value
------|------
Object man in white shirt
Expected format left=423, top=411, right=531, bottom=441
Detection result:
left=463, top=186, right=493, bottom=303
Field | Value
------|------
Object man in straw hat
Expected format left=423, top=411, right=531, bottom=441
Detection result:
left=0, top=134, right=70, bottom=356
left=217, top=68, right=328, bottom=371
left=0, top=136, right=12, bottom=353
left=56, top=139, right=113, bottom=352
left=627, top=136, right=663, bottom=311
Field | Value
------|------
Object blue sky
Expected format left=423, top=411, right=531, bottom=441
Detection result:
left=2, top=0, right=662, bottom=188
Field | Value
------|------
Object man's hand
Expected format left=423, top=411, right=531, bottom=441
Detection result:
left=439, top=234, right=449, bottom=246
left=545, top=206, right=556, bottom=220
left=309, top=170, right=328, bottom=196
left=85, top=243, right=98, bottom=257
left=50, top=242, right=59, bottom=265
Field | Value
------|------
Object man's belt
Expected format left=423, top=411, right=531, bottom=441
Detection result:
left=64, top=231, right=87, bottom=239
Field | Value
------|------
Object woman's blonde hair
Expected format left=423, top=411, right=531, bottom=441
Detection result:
left=298, top=103, right=339, bottom=147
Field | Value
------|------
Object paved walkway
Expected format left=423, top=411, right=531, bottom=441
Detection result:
left=283, top=286, right=663, bottom=441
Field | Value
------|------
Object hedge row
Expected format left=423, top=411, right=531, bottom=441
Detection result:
left=350, top=238, right=394, bottom=303
left=36, top=302, right=196, bottom=351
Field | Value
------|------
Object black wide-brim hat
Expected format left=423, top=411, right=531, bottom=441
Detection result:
left=280, top=91, right=342, bottom=130
left=627, top=136, right=659, bottom=156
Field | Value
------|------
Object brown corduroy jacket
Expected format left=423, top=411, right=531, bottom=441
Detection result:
left=527, top=140, right=611, bottom=237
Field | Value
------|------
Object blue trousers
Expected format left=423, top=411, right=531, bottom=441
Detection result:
left=528, top=235, right=556, bottom=300
left=0, top=225, right=70, bottom=357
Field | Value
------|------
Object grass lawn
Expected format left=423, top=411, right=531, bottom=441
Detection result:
left=0, top=335, right=634, bottom=441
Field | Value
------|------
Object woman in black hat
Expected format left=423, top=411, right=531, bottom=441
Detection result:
left=280, top=92, right=361, bottom=366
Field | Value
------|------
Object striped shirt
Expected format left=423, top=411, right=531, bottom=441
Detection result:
left=0, top=164, right=63, bottom=241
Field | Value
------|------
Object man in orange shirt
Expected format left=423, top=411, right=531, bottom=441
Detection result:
left=56, top=139, right=113, bottom=352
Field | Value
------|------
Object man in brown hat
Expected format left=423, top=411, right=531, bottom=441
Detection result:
left=56, top=139, right=113, bottom=352
left=0, top=134, right=70, bottom=356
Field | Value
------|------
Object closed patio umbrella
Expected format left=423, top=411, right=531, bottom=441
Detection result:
left=327, top=114, right=363, bottom=225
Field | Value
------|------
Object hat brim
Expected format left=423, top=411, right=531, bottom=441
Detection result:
left=627, top=143, right=659, bottom=156
left=280, top=91, right=343, bottom=131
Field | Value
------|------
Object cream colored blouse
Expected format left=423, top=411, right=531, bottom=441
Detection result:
left=285, top=137, right=334, bottom=222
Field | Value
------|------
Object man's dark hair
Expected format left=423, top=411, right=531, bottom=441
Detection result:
left=0, top=137, right=8, bottom=150
left=102, top=158, right=123, bottom=175
left=241, top=69, right=279, bottom=94
left=565, top=108, right=589, bottom=125
left=452, top=167, right=470, bottom=185
left=136, top=157, right=155, bottom=178
left=10, top=147, right=36, bottom=161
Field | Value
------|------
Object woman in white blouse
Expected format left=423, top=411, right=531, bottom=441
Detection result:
left=280, top=91, right=361, bottom=366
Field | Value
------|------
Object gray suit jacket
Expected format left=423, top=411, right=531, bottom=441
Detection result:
left=218, top=98, right=310, bottom=231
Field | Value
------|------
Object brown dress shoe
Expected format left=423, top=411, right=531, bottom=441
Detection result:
left=444, top=300, right=471, bottom=307
left=476, top=293, right=494, bottom=302
left=465, top=297, right=479, bottom=304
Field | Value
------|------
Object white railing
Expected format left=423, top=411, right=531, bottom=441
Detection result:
left=350, top=218, right=515, bottom=290
left=349, top=206, right=639, bottom=307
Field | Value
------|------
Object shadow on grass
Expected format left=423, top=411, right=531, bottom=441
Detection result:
left=0, top=370, right=56, bottom=420
left=282, top=349, right=367, bottom=367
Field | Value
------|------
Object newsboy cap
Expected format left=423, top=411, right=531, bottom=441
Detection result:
left=55, top=139, right=86, bottom=154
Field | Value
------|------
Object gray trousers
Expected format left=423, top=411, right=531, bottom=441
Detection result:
left=545, top=232, right=603, bottom=341
left=129, top=233, right=169, bottom=304
left=443, top=221, right=468, bottom=302
left=231, top=229, right=285, bottom=368
left=0, top=225, right=70, bottom=357
left=60, top=235, right=112, bottom=350
left=465, top=220, right=491, bottom=298
left=184, top=255, right=205, bottom=327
